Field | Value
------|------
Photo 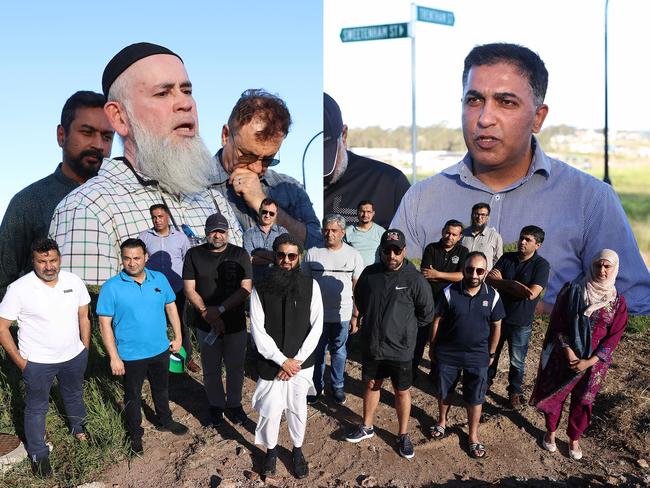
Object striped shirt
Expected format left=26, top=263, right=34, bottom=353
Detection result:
left=50, top=157, right=242, bottom=285
left=461, top=226, right=504, bottom=270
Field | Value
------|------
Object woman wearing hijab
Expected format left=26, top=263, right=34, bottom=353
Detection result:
left=529, top=249, right=628, bottom=460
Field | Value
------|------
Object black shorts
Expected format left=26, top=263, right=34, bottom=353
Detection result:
left=362, top=358, right=412, bottom=391
left=433, top=363, right=488, bottom=405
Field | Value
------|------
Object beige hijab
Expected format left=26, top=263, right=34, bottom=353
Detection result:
left=583, top=249, right=619, bottom=317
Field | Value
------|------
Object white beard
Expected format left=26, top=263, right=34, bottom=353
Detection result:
left=329, top=145, right=348, bottom=185
left=128, top=114, right=216, bottom=194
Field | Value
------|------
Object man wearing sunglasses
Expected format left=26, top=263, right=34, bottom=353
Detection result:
left=346, top=229, right=434, bottom=459
left=486, top=225, right=549, bottom=410
left=250, top=233, right=323, bottom=479
left=243, top=198, right=288, bottom=282
left=429, top=251, right=504, bottom=459
left=213, top=89, right=322, bottom=249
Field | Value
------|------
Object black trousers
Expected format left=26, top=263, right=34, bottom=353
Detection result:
left=175, top=291, right=193, bottom=358
left=123, top=350, right=172, bottom=439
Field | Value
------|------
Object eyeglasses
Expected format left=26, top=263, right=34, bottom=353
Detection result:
left=261, top=209, right=276, bottom=217
left=464, top=266, right=486, bottom=276
left=276, top=251, right=299, bottom=261
left=381, top=246, right=403, bottom=256
left=229, top=131, right=280, bottom=167
left=473, top=212, right=489, bottom=218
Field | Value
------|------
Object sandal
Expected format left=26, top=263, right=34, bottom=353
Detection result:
left=429, top=424, right=446, bottom=439
left=468, top=442, right=487, bottom=459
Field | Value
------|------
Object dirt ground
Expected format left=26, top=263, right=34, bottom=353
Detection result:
left=100, top=320, right=650, bottom=488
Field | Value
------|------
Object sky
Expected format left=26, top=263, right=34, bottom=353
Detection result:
left=0, top=0, right=323, bottom=220
left=325, top=0, right=650, bottom=133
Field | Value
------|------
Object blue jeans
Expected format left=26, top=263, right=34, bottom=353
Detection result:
left=313, top=321, right=349, bottom=392
left=23, top=348, right=88, bottom=459
left=487, top=322, right=532, bottom=395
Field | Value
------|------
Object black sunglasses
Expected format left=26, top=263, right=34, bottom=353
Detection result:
left=464, top=266, right=486, bottom=276
left=381, top=246, right=403, bottom=256
left=230, top=131, right=280, bottom=167
left=276, top=251, right=299, bottom=261
left=261, top=209, right=276, bottom=217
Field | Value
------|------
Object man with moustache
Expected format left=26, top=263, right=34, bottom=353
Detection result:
left=97, top=238, right=188, bottom=455
left=345, top=229, right=433, bottom=459
left=391, top=43, right=650, bottom=315
left=243, top=197, right=288, bottom=282
left=344, top=200, right=385, bottom=268
left=0, top=239, right=91, bottom=477
left=461, top=203, right=503, bottom=270
left=429, top=251, right=504, bottom=459
left=250, top=233, right=323, bottom=479
left=413, top=220, right=469, bottom=377
left=50, top=43, right=240, bottom=285
left=183, top=213, right=252, bottom=428
left=0, top=91, right=113, bottom=298
left=213, top=89, right=321, bottom=248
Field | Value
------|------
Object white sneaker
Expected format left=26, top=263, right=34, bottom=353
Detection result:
left=542, top=437, right=557, bottom=452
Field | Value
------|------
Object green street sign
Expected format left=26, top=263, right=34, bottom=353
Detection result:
left=416, top=6, right=455, bottom=26
left=340, top=22, right=409, bottom=43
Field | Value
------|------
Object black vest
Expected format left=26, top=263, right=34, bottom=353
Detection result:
left=255, top=275, right=315, bottom=380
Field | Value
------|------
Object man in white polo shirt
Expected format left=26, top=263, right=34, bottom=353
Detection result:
left=0, top=238, right=91, bottom=478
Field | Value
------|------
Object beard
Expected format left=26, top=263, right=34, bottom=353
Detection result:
left=256, top=266, right=305, bottom=299
left=127, top=111, right=216, bottom=194
left=65, top=148, right=103, bottom=180
left=325, top=146, right=348, bottom=186
left=473, top=222, right=487, bottom=233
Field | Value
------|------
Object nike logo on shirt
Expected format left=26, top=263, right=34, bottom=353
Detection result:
left=395, top=286, right=408, bottom=290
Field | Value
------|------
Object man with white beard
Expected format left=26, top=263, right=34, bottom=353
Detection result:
left=50, top=43, right=241, bottom=285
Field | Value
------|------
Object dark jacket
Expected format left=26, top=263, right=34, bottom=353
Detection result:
left=354, top=259, right=434, bottom=361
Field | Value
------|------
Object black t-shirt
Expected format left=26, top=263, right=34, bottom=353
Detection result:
left=182, top=244, right=252, bottom=333
left=435, top=282, right=505, bottom=368
left=493, top=251, right=550, bottom=326
left=324, top=151, right=411, bottom=229
left=420, top=241, right=469, bottom=299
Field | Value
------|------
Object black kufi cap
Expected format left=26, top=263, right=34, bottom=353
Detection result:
left=102, top=42, right=183, bottom=98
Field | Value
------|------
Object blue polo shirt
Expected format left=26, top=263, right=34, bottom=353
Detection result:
left=96, top=268, right=175, bottom=361
left=434, top=282, right=505, bottom=368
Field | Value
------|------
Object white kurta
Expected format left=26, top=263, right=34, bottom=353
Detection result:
left=250, top=280, right=323, bottom=448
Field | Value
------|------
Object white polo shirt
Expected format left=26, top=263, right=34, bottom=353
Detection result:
left=0, top=270, right=90, bottom=363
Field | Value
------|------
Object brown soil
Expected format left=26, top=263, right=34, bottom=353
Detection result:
left=101, top=320, right=650, bottom=488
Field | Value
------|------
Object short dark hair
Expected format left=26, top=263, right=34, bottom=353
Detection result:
left=443, top=219, right=464, bottom=232
left=31, top=238, right=60, bottom=256
left=259, top=197, right=279, bottom=212
left=149, top=203, right=171, bottom=215
left=228, top=89, right=292, bottom=141
left=464, top=251, right=487, bottom=267
left=520, top=225, right=545, bottom=244
left=120, top=238, right=147, bottom=254
left=472, top=203, right=491, bottom=215
left=357, top=200, right=374, bottom=211
left=272, top=233, right=303, bottom=255
left=60, top=91, right=107, bottom=134
left=462, top=43, right=548, bottom=106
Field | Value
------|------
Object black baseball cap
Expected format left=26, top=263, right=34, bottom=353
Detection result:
left=205, top=213, right=229, bottom=234
left=380, top=229, right=406, bottom=249
left=324, top=92, right=343, bottom=177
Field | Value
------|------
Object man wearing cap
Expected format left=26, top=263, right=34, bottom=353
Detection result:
left=345, top=229, right=434, bottom=460
left=0, top=238, right=91, bottom=478
left=138, top=204, right=199, bottom=373
left=183, top=213, right=253, bottom=428
left=250, top=233, right=323, bottom=479
left=0, top=91, right=113, bottom=299
left=323, top=93, right=410, bottom=229
left=97, top=238, right=188, bottom=455
left=50, top=42, right=241, bottom=285
left=213, top=89, right=321, bottom=248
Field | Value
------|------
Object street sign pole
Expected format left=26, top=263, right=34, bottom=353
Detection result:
left=410, top=3, right=418, bottom=184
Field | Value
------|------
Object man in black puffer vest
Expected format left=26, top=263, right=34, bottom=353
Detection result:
left=250, top=234, right=323, bottom=479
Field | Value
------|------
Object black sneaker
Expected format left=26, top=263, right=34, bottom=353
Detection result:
left=262, top=450, right=277, bottom=476
left=345, top=425, right=375, bottom=443
left=209, top=406, right=224, bottom=428
left=30, top=455, right=52, bottom=478
left=293, top=448, right=309, bottom=479
left=397, top=433, right=414, bottom=459
left=157, top=420, right=189, bottom=435
left=332, top=388, right=346, bottom=405
left=129, top=437, right=144, bottom=456
left=307, top=392, right=322, bottom=405
left=225, top=406, right=250, bottom=426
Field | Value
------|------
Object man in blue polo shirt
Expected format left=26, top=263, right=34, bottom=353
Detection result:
left=97, top=238, right=188, bottom=455
left=486, top=225, right=550, bottom=410
left=429, top=251, right=504, bottom=459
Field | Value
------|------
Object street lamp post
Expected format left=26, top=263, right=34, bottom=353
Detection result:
left=604, top=0, right=612, bottom=185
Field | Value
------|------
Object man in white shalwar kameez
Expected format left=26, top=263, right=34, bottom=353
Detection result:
left=250, top=233, right=323, bottom=479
